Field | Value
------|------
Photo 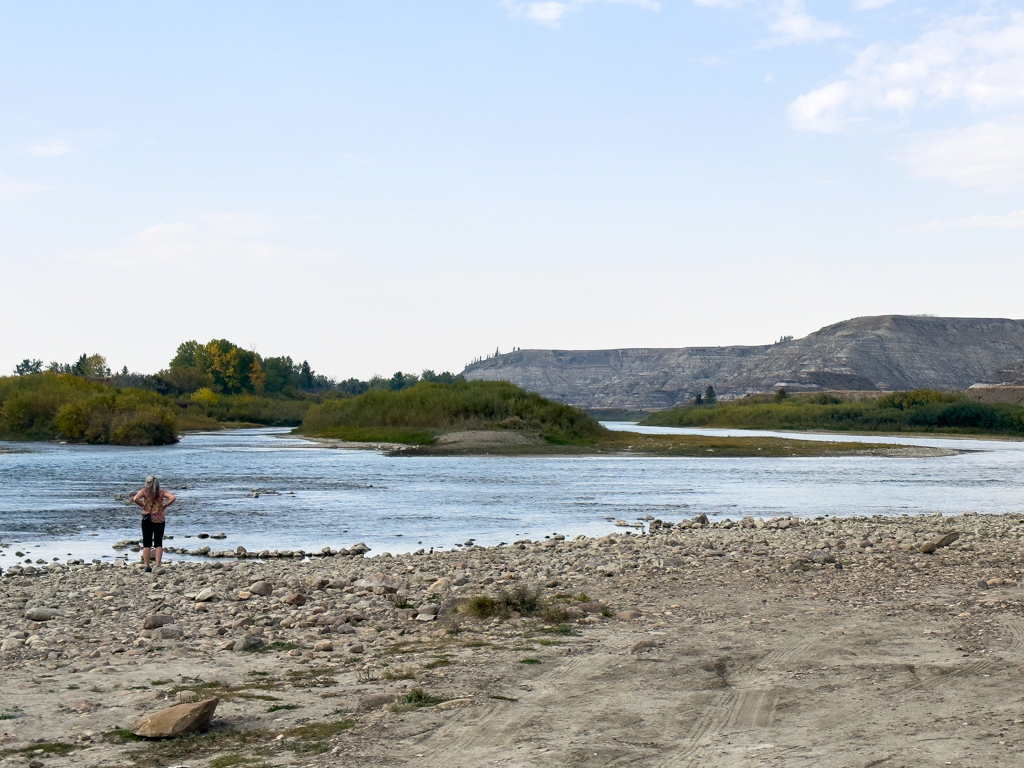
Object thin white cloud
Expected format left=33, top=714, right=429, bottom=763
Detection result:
left=24, top=139, right=72, bottom=157
left=0, top=174, right=44, bottom=201
left=924, top=209, right=1024, bottom=231
left=788, top=81, right=852, bottom=131
left=765, top=0, right=848, bottom=45
left=503, top=0, right=660, bottom=28
left=72, top=218, right=327, bottom=273
left=790, top=9, right=1024, bottom=131
left=852, top=0, right=896, bottom=10
left=900, top=119, right=1024, bottom=191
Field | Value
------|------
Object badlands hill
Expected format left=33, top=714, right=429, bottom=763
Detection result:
left=463, top=315, right=1024, bottom=410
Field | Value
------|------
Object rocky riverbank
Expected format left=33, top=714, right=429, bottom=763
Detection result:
left=3, top=512, right=1024, bottom=767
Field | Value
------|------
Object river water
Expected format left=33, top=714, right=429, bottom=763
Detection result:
left=1, top=424, right=1023, bottom=565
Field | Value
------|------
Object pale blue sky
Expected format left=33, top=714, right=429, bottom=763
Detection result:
left=2, top=1, right=1022, bottom=378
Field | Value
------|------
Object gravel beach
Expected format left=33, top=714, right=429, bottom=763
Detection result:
left=3, top=512, right=1024, bottom=767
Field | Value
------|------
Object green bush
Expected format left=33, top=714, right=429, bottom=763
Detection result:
left=301, top=380, right=604, bottom=443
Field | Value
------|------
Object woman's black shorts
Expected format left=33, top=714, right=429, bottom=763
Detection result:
left=141, top=516, right=165, bottom=548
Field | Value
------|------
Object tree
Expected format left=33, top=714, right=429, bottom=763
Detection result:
left=694, top=393, right=703, bottom=406
left=704, top=385, right=717, bottom=405
left=262, top=356, right=297, bottom=394
left=298, top=360, right=314, bottom=390
left=14, top=359, right=42, bottom=376
left=774, top=388, right=789, bottom=403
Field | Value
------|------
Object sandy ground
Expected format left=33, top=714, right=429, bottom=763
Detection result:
left=3, top=513, right=1024, bottom=767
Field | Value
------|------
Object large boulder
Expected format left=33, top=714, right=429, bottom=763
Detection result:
left=131, top=698, right=219, bottom=738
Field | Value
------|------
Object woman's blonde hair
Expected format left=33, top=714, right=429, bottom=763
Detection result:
left=144, top=475, right=160, bottom=498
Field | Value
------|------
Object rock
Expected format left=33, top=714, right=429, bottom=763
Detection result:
left=142, top=614, right=175, bottom=630
left=576, top=601, right=608, bottom=614
left=357, top=692, right=397, bottom=711
left=436, top=698, right=473, bottom=710
left=976, top=579, right=989, bottom=590
left=24, top=608, right=59, bottom=622
left=152, top=625, right=184, bottom=640
left=1, top=638, right=26, bottom=654
left=416, top=614, right=437, bottom=622
left=614, top=610, right=643, bottom=621
left=934, top=532, right=960, bottom=548
left=194, top=588, right=216, bottom=602
left=348, top=643, right=364, bottom=654
left=313, top=640, right=333, bottom=652
left=417, top=604, right=440, bottom=616
left=284, top=593, right=306, bottom=606
left=248, top=581, right=274, bottom=597
left=630, top=639, right=662, bottom=654
left=131, top=698, right=219, bottom=738
left=176, top=690, right=202, bottom=703
left=349, top=542, right=371, bottom=556
left=427, top=578, right=451, bottom=593
left=693, top=514, right=710, bottom=526
left=233, top=636, right=265, bottom=652
left=355, top=573, right=406, bottom=593
left=919, top=541, right=938, bottom=554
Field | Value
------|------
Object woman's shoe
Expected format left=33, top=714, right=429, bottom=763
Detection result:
left=145, top=566, right=152, bottom=573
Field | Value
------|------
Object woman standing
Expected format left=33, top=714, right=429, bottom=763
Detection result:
left=133, top=475, right=175, bottom=572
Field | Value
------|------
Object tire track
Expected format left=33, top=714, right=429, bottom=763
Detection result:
left=669, top=617, right=835, bottom=762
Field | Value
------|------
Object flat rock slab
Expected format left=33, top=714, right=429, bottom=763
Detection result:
left=132, top=697, right=219, bottom=738
left=24, top=608, right=60, bottom=622
left=142, top=613, right=175, bottom=630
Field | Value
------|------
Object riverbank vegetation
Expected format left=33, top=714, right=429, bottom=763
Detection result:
left=8, top=340, right=466, bottom=440
left=0, top=374, right=178, bottom=445
left=640, top=389, right=1024, bottom=436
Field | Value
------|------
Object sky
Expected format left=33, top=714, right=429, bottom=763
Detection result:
left=2, top=1, right=1023, bottom=380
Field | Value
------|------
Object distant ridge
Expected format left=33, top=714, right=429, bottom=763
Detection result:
left=462, top=315, right=1024, bottom=410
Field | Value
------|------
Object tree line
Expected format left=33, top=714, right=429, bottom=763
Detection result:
left=13, top=339, right=462, bottom=399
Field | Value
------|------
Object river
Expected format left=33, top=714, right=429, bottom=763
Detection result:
left=1, top=424, right=1022, bottom=565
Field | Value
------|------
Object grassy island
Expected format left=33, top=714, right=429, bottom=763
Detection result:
left=299, top=380, right=604, bottom=445
left=640, top=389, right=1024, bottom=437
left=298, top=381, right=940, bottom=458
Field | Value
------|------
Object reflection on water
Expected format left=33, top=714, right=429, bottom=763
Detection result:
left=1, top=425, right=1023, bottom=563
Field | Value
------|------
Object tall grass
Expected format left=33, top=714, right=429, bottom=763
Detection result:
left=0, top=373, right=178, bottom=444
left=300, top=380, right=605, bottom=443
left=640, top=389, right=1024, bottom=435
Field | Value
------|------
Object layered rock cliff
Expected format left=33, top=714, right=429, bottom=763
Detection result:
left=463, top=316, right=1024, bottom=410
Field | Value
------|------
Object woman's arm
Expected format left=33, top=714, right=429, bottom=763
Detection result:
left=132, top=490, right=146, bottom=507
left=162, top=491, right=176, bottom=509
